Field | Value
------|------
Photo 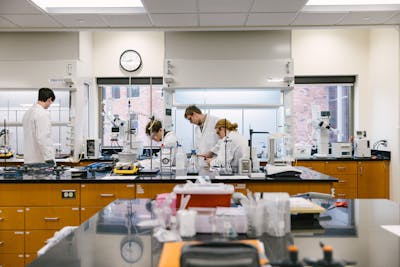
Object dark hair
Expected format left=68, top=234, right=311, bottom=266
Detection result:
left=184, top=105, right=202, bottom=118
left=145, top=119, right=162, bottom=136
left=38, top=88, right=55, bottom=102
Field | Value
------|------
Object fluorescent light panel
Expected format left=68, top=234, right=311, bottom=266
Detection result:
left=31, top=0, right=145, bottom=14
left=307, top=0, right=400, bottom=5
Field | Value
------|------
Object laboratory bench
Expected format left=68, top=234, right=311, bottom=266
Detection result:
left=0, top=167, right=338, bottom=265
left=27, top=198, right=400, bottom=267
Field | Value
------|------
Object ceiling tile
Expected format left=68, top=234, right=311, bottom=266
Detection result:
left=101, top=14, right=152, bottom=27
left=150, top=14, right=198, bottom=27
left=198, top=0, right=253, bottom=13
left=292, top=12, right=347, bottom=25
left=338, top=11, right=396, bottom=25
left=0, top=0, right=42, bottom=14
left=0, top=16, right=18, bottom=27
left=3, top=14, right=62, bottom=27
left=199, top=13, right=246, bottom=26
left=51, top=14, right=107, bottom=27
left=247, top=12, right=297, bottom=26
left=384, top=12, right=400, bottom=24
left=251, top=0, right=308, bottom=13
left=143, top=0, right=197, bottom=14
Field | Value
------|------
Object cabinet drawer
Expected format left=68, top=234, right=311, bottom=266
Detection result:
left=25, top=207, right=80, bottom=229
left=331, top=174, right=357, bottom=187
left=25, top=230, right=56, bottom=253
left=0, top=253, right=25, bottom=267
left=22, top=184, right=80, bottom=206
left=325, top=162, right=357, bottom=175
left=333, top=185, right=357, bottom=199
left=0, top=208, right=24, bottom=230
left=0, top=231, right=24, bottom=253
left=81, top=184, right=135, bottom=207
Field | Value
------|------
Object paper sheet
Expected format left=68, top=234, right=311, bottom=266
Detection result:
left=381, top=225, right=400, bottom=237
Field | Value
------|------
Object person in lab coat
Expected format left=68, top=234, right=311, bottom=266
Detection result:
left=145, top=119, right=178, bottom=164
left=184, top=105, right=220, bottom=158
left=22, top=88, right=56, bottom=165
left=207, top=119, right=249, bottom=172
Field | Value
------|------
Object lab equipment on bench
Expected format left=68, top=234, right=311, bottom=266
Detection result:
left=354, top=130, right=371, bottom=158
left=331, top=142, right=352, bottom=158
left=0, top=120, right=13, bottom=159
left=314, top=111, right=333, bottom=158
left=85, top=138, right=100, bottom=159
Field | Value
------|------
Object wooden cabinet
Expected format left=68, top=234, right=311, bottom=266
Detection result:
left=358, top=161, right=389, bottom=198
left=25, top=230, right=57, bottom=253
left=22, top=184, right=80, bottom=207
left=246, top=182, right=333, bottom=195
left=296, top=160, right=390, bottom=199
left=0, top=184, right=24, bottom=206
left=0, top=231, right=24, bottom=253
left=80, top=183, right=135, bottom=223
left=0, top=207, right=24, bottom=230
left=81, top=183, right=135, bottom=207
left=0, top=253, right=25, bottom=267
left=295, top=161, right=326, bottom=173
left=25, top=207, right=80, bottom=230
left=136, top=183, right=176, bottom=199
left=325, top=161, right=357, bottom=199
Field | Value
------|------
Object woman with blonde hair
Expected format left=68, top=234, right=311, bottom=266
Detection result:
left=208, top=118, right=249, bottom=172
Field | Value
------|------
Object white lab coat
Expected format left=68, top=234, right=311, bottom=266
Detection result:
left=162, top=131, right=178, bottom=165
left=210, top=131, right=249, bottom=171
left=194, top=114, right=220, bottom=155
left=22, top=103, right=55, bottom=164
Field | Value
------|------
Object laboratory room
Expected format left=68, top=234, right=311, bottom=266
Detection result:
left=0, top=0, right=399, bottom=266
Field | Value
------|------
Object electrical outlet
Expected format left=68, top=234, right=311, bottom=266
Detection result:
left=61, top=190, right=76, bottom=199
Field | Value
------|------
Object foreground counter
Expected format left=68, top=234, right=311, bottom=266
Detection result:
left=27, top=198, right=400, bottom=267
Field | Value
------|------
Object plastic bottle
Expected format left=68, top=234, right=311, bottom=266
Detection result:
left=175, top=144, right=186, bottom=171
left=187, top=150, right=198, bottom=175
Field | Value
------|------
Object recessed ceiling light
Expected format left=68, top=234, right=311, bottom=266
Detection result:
left=31, top=0, right=145, bottom=14
left=304, top=0, right=400, bottom=11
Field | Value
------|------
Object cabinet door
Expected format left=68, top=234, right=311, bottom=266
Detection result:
left=246, top=182, right=333, bottom=195
left=0, top=208, right=24, bottom=230
left=295, top=161, right=326, bottom=173
left=136, top=183, right=176, bottom=199
left=25, top=230, right=57, bottom=253
left=25, top=207, right=80, bottom=229
left=81, top=184, right=135, bottom=207
left=0, top=231, right=24, bottom=253
left=22, top=184, right=80, bottom=206
left=358, top=161, right=389, bottom=199
left=0, top=253, right=25, bottom=267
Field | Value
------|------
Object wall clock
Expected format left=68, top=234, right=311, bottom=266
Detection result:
left=120, top=50, right=142, bottom=72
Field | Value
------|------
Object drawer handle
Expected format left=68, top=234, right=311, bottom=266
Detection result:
left=336, top=166, right=346, bottom=170
left=0, top=241, right=4, bottom=246
left=337, top=194, right=346, bottom=197
left=100, top=194, right=115, bottom=197
left=44, top=217, right=60, bottom=222
left=338, top=180, right=347, bottom=183
left=0, top=217, right=3, bottom=222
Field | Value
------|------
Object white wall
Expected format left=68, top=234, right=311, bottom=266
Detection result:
left=292, top=28, right=400, bottom=201
left=165, top=31, right=292, bottom=88
left=367, top=28, right=399, bottom=201
left=92, top=31, right=164, bottom=77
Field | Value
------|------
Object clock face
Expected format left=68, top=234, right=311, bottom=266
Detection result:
left=120, top=50, right=142, bottom=72
left=120, top=237, right=143, bottom=263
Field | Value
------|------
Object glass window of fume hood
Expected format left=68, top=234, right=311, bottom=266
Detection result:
left=0, top=89, right=71, bottom=156
left=172, top=88, right=284, bottom=154
left=293, top=79, right=354, bottom=150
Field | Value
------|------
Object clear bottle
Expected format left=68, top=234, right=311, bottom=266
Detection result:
left=187, top=149, right=198, bottom=174
left=175, top=143, right=186, bottom=171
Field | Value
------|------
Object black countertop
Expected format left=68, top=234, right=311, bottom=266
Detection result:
left=0, top=167, right=338, bottom=183
left=27, top=198, right=400, bottom=267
